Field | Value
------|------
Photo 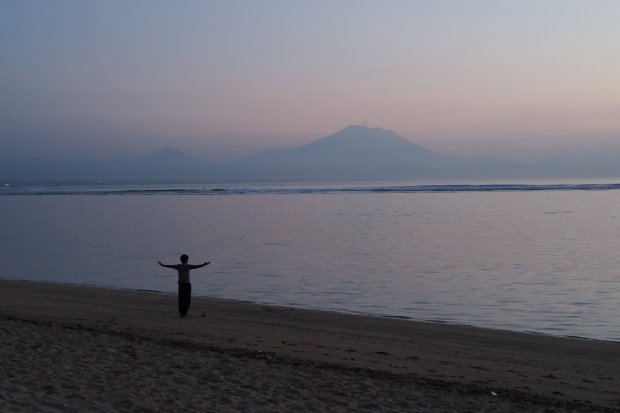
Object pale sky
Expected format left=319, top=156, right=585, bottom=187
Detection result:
left=1, top=1, right=619, bottom=162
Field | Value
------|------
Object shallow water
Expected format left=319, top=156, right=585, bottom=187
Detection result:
left=2, top=183, right=620, bottom=341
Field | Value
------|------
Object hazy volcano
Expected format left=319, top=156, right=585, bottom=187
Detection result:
left=238, top=125, right=455, bottom=181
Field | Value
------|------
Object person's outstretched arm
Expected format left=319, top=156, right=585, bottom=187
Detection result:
left=158, top=261, right=176, bottom=269
left=190, top=261, right=211, bottom=269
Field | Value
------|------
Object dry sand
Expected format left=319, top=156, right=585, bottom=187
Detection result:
left=1, top=280, right=619, bottom=412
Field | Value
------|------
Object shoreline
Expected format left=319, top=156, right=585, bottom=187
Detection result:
left=4, top=276, right=614, bottom=345
left=2, top=279, right=619, bottom=411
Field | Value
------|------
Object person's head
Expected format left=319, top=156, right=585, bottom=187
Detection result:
left=180, top=254, right=189, bottom=263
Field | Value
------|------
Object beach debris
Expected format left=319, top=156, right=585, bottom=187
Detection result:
left=598, top=376, right=614, bottom=380
left=490, top=391, right=498, bottom=397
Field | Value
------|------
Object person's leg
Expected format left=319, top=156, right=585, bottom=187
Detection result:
left=178, top=284, right=184, bottom=316
left=183, top=284, right=192, bottom=315
left=179, top=283, right=191, bottom=317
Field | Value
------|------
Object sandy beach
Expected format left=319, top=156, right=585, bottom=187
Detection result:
left=1, top=280, right=619, bottom=412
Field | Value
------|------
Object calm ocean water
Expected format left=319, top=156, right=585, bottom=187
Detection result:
left=2, top=181, right=620, bottom=341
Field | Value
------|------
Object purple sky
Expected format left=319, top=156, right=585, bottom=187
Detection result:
left=1, top=1, right=619, bottom=163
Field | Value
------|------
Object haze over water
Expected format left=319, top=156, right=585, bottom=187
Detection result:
left=2, top=182, right=620, bottom=341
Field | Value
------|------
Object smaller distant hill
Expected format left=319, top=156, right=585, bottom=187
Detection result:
left=143, top=146, right=199, bottom=163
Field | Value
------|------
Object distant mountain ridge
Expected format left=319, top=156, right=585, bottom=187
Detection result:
left=2, top=125, right=620, bottom=183
left=0, top=146, right=208, bottom=184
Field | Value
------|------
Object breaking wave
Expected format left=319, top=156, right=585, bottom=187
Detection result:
left=4, top=182, right=620, bottom=196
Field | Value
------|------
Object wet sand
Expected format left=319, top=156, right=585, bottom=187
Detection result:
left=1, top=280, right=619, bottom=412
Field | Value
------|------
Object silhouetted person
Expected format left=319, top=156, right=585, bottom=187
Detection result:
left=158, top=254, right=210, bottom=317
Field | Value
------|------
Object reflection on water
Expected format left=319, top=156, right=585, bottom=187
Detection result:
left=1, top=189, right=620, bottom=341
